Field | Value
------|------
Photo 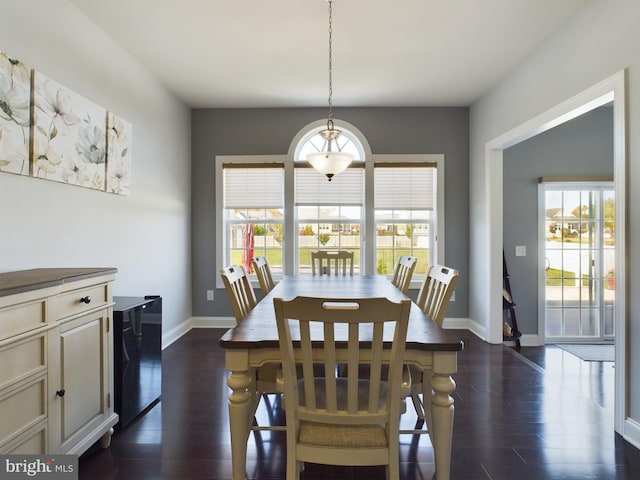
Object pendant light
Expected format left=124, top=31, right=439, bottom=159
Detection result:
left=306, top=0, right=353, bottom=181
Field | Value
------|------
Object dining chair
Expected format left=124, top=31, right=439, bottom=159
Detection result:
left=220, top=265, right=284, bottom=431
left=402, top=264, right=459, bottom=432
left=391, top=255, right=418, bottom=294
left=273, top=295, right=412, bottom=480
left=220, top=265, right=257, bottom=322
left=252, top=255, right=276, bottom=295
left=311, top=250, right=354, bottom=276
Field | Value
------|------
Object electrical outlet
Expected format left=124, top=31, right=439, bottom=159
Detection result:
left=450, top=291, right=455, bottom=302
left=206, top=290, right=214, bottom=301
left=515, top=245, right=526, bottom=256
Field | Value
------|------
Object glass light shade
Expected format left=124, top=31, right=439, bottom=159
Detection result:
left=307, top=151, right=353, bottom=181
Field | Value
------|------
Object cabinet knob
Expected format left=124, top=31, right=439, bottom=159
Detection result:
left=80, top=296, right=92, bottom=304
left=56, top=389, right=66, bottom=397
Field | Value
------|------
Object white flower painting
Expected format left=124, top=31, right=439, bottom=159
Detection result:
left=0, top=51, right=31, bottom=175
left=107, top=112, right=132, bottom=195
left=33, top=72, right=107, bottom=190
left=0, top=50, right=132, bottom=194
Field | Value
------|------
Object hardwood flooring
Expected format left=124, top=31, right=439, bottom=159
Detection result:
left=79, top=329, right=640, bottom=479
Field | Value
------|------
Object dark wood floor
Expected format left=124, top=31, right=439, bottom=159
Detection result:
left=79, top=329, right=640, bottom=479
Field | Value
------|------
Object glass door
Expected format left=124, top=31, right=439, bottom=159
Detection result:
left=541, top=183, right=615, bottom=342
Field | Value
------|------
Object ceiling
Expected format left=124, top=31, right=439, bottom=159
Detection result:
left=70, top=0, right=590, bottom=109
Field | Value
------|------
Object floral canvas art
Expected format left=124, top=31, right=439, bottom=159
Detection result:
left=0, top=51, right=31, bottom=176
left=33, top=71, right=107, bottom=190
left=106, top=112, right=132, bottom=195
left=0, top=50, right=133, bottom=194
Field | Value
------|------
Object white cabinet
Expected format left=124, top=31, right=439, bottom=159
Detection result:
left=0, top=268, right=118, bottom=455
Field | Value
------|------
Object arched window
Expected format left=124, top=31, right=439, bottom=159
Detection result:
left=294, top=123, right=364, bottom=163
left=292, top=121, right=366, bottom=274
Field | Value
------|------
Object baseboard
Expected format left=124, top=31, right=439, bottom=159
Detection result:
left=161, top=317, right=193, bottom=349
left=442, top=317, right=469, bottom=330
left=518, top=333, right=544, bottom=347
left=445, top=317, right=487, bottom=342
left=441, top=319, right=546, bottom=348
left=162, top=316, right=236, bottom=349
left=624, top=417, right=640, bottom=451
left=192, top=316, right=237, bottom=329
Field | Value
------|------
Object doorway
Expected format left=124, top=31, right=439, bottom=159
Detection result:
left=540, top=182, right=615, bottom=343
left=484, top=70, right=626, bottom=433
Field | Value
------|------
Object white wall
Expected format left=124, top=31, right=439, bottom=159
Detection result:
left=469, top=0, right=640, bottom=445
left=0, top=0, right=192, bottom=343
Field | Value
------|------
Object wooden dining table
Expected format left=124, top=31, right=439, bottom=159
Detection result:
left=219, top=274, right=464, bottom=480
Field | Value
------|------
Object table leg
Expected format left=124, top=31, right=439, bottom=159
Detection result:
left=227, top=369, right=252, bottom=480
left=430, top=357, right=457, bottom=480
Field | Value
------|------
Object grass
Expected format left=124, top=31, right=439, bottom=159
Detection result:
left=546, top=267, right=591, bottom=287
left=230, top=247, right=430, bottom=274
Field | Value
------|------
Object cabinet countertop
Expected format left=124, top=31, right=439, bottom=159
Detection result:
left=0, top=268, right=117, bottom=297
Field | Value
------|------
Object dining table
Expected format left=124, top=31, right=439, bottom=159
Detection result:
left=219, top=274, right=464, bottom=480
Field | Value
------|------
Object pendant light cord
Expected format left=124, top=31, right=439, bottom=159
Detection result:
left=327, top=0, right=334, bottom=131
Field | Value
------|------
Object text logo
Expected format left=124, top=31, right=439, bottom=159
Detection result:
left=0, top=456, right=77, bottom=480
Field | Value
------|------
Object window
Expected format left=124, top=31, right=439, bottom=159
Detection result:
left=374, top=163, right=436, bottom=275
left=219, top=161, right=284, bottom=278
left=215, top=122, right=444, bottom=287
left=295, top=167, right=364, bottom=273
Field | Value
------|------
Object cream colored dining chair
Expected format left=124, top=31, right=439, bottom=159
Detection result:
left=274, top=295, right=412, bottom=480
left=391, top=255, right=418, bottom=294
left=220, top=265, right=284, bottom=431
left=403, top=264, right=459, bottom=431
left=311, top=250, right=354, bottom=276
left=220, top=265, right=257, bottom=322
left=252, top=255, right=276, bottom=295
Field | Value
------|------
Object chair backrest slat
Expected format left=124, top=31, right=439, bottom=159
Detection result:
left=323, top=322, right=338, bottom=412
left=298, top=319, right=316, bottom=409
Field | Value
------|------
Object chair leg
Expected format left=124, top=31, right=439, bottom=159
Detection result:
left=285, top=456, right=302, bottom=479
left=386, top=455, right=400, bottom=480
left=262, top=393, right=273, bottom=410
left=399, top=391, right=429, bottom=435
left=411, top=392, right=425, bottom=420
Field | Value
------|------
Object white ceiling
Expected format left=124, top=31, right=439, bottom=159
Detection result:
left=70, top=0, right=589, bottom=108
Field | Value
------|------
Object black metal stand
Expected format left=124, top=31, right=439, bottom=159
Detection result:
left=503, top=251, right=522, bottom=350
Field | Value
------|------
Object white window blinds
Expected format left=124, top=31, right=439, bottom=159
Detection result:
left=223, top=164, right=284, bottom=209
left=374, top=164, right=435, bottom=210
left=295, top=167, right=364, bottom=206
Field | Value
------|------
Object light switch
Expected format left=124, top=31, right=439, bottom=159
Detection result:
left=515, top=245, right=526, bottom=257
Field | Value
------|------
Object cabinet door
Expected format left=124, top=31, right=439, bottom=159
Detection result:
left=50, top=309, right=112, bottom=453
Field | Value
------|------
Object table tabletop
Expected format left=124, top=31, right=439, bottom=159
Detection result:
left=219, top=275, right=463, bottom=352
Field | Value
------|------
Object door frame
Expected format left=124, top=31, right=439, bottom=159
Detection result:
left=485, top=70, right=626, bottom=433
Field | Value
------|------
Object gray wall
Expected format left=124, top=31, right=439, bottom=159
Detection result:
left=503, top=106, right=613, bottom=334
left=1, top=1, right=192, bottom=342
left=191, top=107, right=469, bottom=318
